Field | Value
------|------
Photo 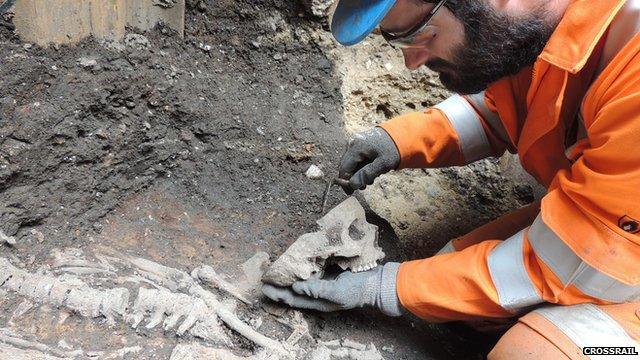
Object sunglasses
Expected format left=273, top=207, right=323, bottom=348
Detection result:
left=380, top=0, right=448, bottom=48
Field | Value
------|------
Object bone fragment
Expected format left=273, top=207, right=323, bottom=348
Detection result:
left=284, top=311, right=311, bottom=347
left=242, top=252, right=270, bottom=284
left=0, top=329, right=83, bottom=358
left=307, top=339, right=385, bottom=360
left=0, top=229, right=16, bottom=245
left=0, top=343, right=66, bottom=360
left=170, top=342, right=266, bottom=360
left=9, top=299, right=34, bottom=324
left=0, top=258, right=129, bottom=321
left=342, top=339, right=367, bottom=351
left=189, top=284, right=289, bottom=356
left=102, top=346, right=143, bottom=359
left=192, top=265, right=252, bottom=305
left=263, top=197, right=385, bottom=286
left=51, top=248, right=115, bottom=272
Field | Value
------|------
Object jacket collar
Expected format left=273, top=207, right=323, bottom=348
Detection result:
left=539, top=0, right=627, bottom=74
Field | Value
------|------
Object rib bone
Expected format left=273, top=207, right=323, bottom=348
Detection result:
left=128, top=287, right=231, bottom=345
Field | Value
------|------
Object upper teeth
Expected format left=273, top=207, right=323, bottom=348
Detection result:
left=351, top=261, right=378, bottom=273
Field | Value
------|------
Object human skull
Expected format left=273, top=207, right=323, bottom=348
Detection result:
left=262, top=197, right=385, bottom=287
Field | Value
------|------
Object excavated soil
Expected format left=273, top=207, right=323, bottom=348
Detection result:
left=0, top=0, right=540, bottom=359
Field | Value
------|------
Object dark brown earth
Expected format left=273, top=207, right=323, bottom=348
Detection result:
left=0, top=1, right=525, bottom=358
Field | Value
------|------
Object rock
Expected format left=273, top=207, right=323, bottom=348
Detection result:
left=124, top=33, right=150, bottom=50
left=301, top=0, right=336, bottom=18
left=77, top=57, right=98, bottom=69
left=29, top=229, right=45, bottom=243
left=180, top=129, right=195, bottom=142
left=381, top=345, right=395, bottom=353
left=153, top=0, right=177, bottom=8
left=305, top=165, right=324, bottom=179
left=317, top=57, right=331, bottom=70
left=198, top=43, right=212, bottom=52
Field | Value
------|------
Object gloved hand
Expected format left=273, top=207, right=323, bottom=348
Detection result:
left=338, top=127, right=400, bottom=194
left=262, top=263, right=403, bottom=317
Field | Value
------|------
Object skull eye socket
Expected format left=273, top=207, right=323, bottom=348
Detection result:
left=348, top=219, right=365, bottom=241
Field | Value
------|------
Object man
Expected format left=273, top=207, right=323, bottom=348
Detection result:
left=264, top=0, right=640, bottom=358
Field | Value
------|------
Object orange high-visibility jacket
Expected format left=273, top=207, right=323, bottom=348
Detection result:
left=380, top=0, right=640, bottom=321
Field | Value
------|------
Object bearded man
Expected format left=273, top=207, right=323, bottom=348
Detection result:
left=264, top=1, right=640, bottom=358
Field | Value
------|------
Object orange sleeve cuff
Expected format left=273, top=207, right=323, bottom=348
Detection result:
left=379, top=109, right=465, bottom=169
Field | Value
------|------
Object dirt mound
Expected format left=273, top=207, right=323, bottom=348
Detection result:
left=0, top=0, right=343, bottom=247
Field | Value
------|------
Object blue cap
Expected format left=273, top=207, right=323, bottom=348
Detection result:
left=331, top=0, right=397, bottom=46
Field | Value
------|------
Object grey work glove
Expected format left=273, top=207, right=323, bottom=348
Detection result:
left=262, top=263, right=403, bottom=317
left=338, top=127, right=401, bottom=194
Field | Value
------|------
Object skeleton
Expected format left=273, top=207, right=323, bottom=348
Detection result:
left=0, top=254, right=289, bottom=357
left=96, top=247, right=291, bottom=357
left=262, top=197, right=385, bottom=287
left=128, top=287, right=232, bottom=345
left=0, top=248, right=389, bottom=359
left=0, top=258, right=129, bottom=322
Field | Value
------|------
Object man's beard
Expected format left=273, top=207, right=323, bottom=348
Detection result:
left=427, top=1, right=555, bottom=95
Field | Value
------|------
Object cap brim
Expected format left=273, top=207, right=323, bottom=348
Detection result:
left=331, top=0, right=396, bottom=46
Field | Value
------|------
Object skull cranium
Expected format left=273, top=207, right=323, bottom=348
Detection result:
left=262, top=197, right=385, bottom=287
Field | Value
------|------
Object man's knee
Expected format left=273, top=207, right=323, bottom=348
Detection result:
left=488, top=323, right=570, bottom=360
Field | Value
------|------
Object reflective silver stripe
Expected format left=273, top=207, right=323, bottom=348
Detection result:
left=529, top=215, right=640, bottom=302
left=535, top=304, right=640, bottom=359
left=487, top=229, right=543, bottom=312
left=435, top=240, right=455, bottom=255
left=465, top=92, right=511, bottom=145
left=434, top=95, right=493, bottom=163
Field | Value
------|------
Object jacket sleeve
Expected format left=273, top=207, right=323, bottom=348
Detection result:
left=394, top=203, right=544, bottom=322
left=379, top=93, right=510, bottom=169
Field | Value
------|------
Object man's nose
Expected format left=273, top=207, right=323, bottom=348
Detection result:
left=402, top=48, right=432, bottom=70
